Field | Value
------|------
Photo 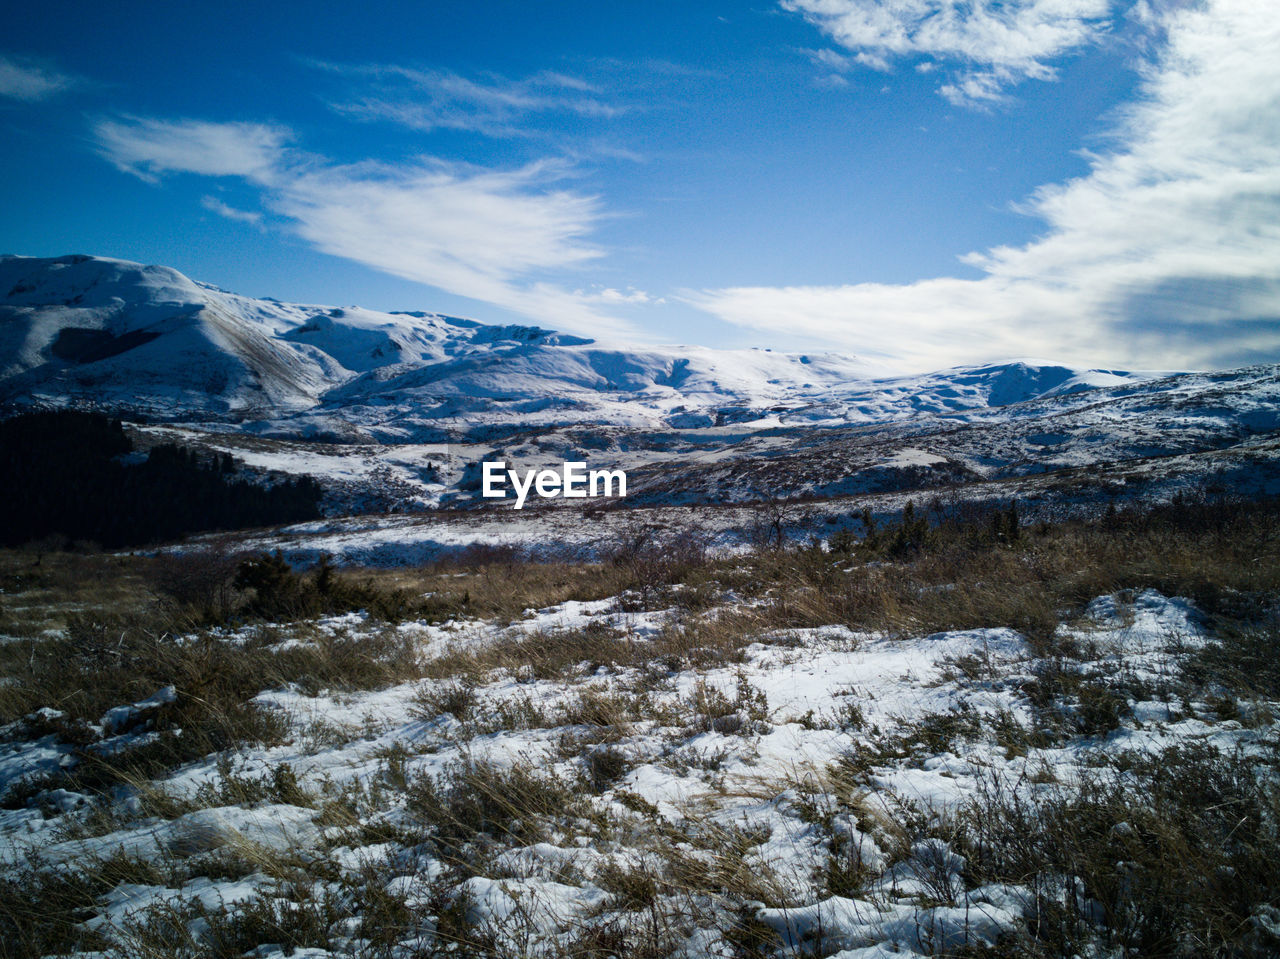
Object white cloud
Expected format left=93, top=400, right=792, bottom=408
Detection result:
left=91, top=116, right=638, bottom=339
left=312, top=62, right=622, bottom=137
left=93, top=117, right=290, bottom=183
left=574, top=286, right=661, bottom=305
left=200, top=195, right=263, bottom=225
left=273, top=160, right=638, bottom=334
left=691, top=0, right=1280, bottom=371
left=783, top=0, right=1115, bottom=105
left=0, top=54, right=81, bottom=101
left=938, top=68, right=1016, bottom=106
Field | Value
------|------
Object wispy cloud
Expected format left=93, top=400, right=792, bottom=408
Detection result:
left=94, top=116, right=290, bottom=183
left=310, top=61, right=622, bottom=137
left=200, top=195, right=263, bottom=226
left=691, top=0, right=1280, bottom=371
left=91, top=115, right=639, bottom=338
left=784, top=0, right=1115, bottom=106
left=273, top=160, right=617, bottom=324
left=0, top=53, right=83, bottom=102
left=574, top=286, right=662, bottom=305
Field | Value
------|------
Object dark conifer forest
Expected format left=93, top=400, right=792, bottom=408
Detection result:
left=0, top=411, right=321, bottom=548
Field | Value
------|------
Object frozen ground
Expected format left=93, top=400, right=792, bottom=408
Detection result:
left=167, top=431, right=1280, bottom=568
left=3, top=585, right=1275, bottom=957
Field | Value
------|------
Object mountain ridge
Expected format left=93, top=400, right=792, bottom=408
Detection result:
left=1, top=254, right=1172, bottom=439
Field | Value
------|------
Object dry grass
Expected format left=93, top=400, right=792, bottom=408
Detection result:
left=356, top=537, right=716, bottom=625
left=1, top=495, right=1278, bottom=958
left=0, top=549, right=158, bottom=638
left=404, top=757, right=597, bottom=873
left=714, top=494, right=1280, bottom=650
left=955, top=741, right=1280, bottom=957
left=0, top=617, right=427, bottom=808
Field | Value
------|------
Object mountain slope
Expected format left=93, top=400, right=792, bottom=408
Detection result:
left=0, top=254, right=343, bottom=416
left=0, top=254, right=1167, bottom=436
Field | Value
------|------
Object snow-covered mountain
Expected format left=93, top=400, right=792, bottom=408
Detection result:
left=0, top=254, right=1164, bottom=438
left=0, top=254, right=337, bottom=417
left=4, top=253, right=1278, bottom=540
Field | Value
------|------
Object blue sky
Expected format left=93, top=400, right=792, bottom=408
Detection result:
left=2, top=1, right=1277, bottom=371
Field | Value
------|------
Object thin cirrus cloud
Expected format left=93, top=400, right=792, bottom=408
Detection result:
left=92, top=115, right=638, bottom=339
left=690, top=0, right=1280, bottom=372
left=0, top=53, right=84, bottom=102
left=310, top=61, right=622, bottom=137
left=200, top=195, right=263, bottom=226
left=94, top=116, right=290, bottom=183
left=785, top=0, right=1115, bottom=105
left=574, top=286, right=662, bottom=306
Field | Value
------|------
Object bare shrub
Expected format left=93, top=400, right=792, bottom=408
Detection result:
left=148, top=543, right=244, bottom=623
left=411, top=679, right=478, bottom=721
left=603, top=521, right=711, bottom=606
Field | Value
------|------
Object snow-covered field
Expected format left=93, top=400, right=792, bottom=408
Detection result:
left=157, top=428, right=1276, bottom=569
left=3, top=524, right=1277, bottom=957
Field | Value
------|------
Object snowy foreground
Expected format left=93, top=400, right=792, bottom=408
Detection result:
left=2, top=582, right=1276, bottom=957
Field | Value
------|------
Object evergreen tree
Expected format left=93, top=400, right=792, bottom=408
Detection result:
left=0, top=411, right=323, bottom=548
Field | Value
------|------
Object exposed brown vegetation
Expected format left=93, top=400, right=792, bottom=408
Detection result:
left=0, top=494, right=1277, bottom=958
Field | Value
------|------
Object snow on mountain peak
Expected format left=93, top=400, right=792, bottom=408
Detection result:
left=0, top=254, right=1169, bottom=436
